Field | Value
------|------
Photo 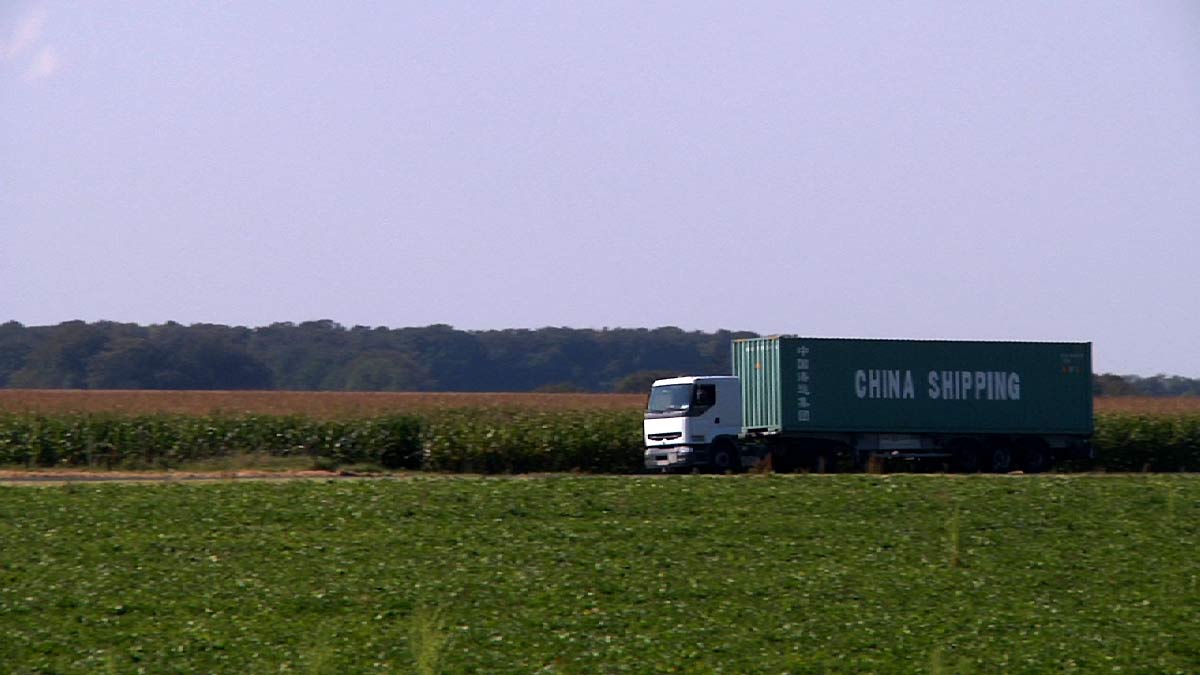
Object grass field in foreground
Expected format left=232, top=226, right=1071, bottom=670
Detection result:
left=0, top=476, right=1196, bottom=673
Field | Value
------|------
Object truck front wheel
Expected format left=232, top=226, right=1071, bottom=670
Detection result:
left=710, top=441, right=740, bottom=474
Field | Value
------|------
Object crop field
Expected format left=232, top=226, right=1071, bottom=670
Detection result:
left=3, top=390, right=1198, bottom=418
left=1094, top=397, right=1200, bottom=414
left=0, top=475, right=1196, bottom=673
left=0, top=389, right=646, bottom=418
left=1, top=391, right=1199, bottom=473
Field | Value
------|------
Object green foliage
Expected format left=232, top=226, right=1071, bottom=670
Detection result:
left=1092, top=413, right=1200, bottom=471
left=0, top=409, right=643, bottom=473
left=0, top=414, right=424, bottom=470
left=418, top=408, right=643, bottom=473
left=1095, top=373, right=1200, bottom=396
left=6, top=320, right=1200, bottom=395
left=612, top=369, right=680, bottom=393
left=0, top=410, right=1198, bottom=473
left=1093, top=372, right=1140, bottom=396
left=0, top=476, right=1196, bottom=672
left=0, top=320, right=755, bottom=392
left=409, top=606, right=451, bottom=675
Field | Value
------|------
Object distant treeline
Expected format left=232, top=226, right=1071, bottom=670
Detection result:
left=0, top=320, right=752, bottom=393
left=0, top=321, right=1195, bottom=394
left=1091, top=373, right=1200, bottom=397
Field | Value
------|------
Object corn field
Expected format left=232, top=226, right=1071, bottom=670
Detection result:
left=0, top=409, right=645, bottom=473
left=0, top=392, right=1196, bottom=472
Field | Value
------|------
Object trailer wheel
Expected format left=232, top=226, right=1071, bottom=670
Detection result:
left=710, top=440, right=740, bottom=474
left=952, top=446, right=980, bottom=473
left=1021, top=445, right=1050, bottom=473
left=813, top=450, right=837, bottom=474
left=768, top=447, right=794, bottom=473
left=986, top=446, right=1014, bottom=473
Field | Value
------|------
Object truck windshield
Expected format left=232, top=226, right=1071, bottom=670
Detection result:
left=646, top=384, right=694, bottom=415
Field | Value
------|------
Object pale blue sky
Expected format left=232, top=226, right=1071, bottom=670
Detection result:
left=3, top=2, right=1198, bottom=375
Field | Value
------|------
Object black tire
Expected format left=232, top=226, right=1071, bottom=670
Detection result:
left=710, top=441, right=740, bottom=474
left=813, top=450, right=837, bottom=474
left=1022, top=445, right=1050, bottom=473
left=853, top=451, right=871, bottom=472
left=769, top=450, right=791, bottom=473
left=986, top=446, right=1015, bottom=473
left=953, top=446, right=980, bottom=473
left=766, top=443, right=794, bottom=473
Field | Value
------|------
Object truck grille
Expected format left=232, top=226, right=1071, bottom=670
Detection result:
left=647, top=432, right=682, bottom=441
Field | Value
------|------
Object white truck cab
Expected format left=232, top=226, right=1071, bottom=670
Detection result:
left=643, top=375, right=743, bottom=471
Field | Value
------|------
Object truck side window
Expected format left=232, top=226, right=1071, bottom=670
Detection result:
left=694, top=384, right=716, bottom=406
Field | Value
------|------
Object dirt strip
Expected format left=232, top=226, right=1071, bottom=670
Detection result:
left=1, top=470, right=1192, bottom=485
left=0, top=469, right=382, bottom=485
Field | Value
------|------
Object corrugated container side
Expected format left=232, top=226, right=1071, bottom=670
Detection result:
left=733, top=338, right=783, bottom=431
left=741, top=337, right=1092, bottom=436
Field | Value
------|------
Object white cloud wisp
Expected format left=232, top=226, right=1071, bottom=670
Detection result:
left=24, top=45, right=57, bottom=80
left=1, top=6, right=47, bottom=60
left=2, top=6, right=59, bottom=81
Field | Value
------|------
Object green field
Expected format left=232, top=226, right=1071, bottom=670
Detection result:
left=3, top=408, right=1200, bottom=474
left=1, top=475, right=1196, bottom=673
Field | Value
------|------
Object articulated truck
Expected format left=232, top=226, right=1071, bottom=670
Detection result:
left=644, top=336, right=1093, bottom=473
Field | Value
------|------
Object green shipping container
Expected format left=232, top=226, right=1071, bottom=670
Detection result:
left=732, top=337, right=1092, bottom=436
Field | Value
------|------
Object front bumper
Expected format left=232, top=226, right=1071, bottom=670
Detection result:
left=644, top=445, right=705, bottom=470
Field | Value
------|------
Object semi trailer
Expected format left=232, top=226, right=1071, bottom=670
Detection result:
left=644, top=336, right=1093, bottom=473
